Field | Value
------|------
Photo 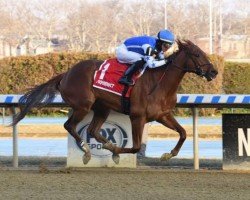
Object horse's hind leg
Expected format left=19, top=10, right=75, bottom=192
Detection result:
left=157, top=113, right=186, bottom=161
left=64, top=108, right=92, bottom=164
left=87, top=106, right=120, bottom=164
left=87, top=107, right=110, bottom=144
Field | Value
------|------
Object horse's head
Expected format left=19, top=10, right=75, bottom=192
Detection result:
left=176, top=40, right=218, bottom=81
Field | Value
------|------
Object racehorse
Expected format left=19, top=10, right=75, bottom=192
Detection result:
left=12, top=40, right=218, bottom=164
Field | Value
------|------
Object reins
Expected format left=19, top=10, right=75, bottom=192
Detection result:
left=148, top=69, right=167, bottom=95
left=147, top=53, right=182, bottom=95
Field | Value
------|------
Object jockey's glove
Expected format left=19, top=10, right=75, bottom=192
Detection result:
left=165, top=58, right=173, bottom=65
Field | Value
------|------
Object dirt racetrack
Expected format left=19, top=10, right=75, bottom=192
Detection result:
left=0, top=167, right=249, bottom=200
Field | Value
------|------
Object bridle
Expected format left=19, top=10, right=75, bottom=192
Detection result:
left=185, top=51, right=213, bottom=77
left=148, top=45, right=213, bottom=95
left=170, top=48, right=213, bottom=77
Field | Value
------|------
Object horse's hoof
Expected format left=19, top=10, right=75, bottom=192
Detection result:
left=83, top=152, right=91, bottom=165
left=112, top=154, right=120, bottom=164
left=160, top=153, right=173, bottom=161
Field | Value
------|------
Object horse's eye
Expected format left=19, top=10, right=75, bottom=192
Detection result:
left=195, top=54, right=199, bottom=57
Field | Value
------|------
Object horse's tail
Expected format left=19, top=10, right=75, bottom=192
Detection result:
left=11, top=73, right=65, bottom=126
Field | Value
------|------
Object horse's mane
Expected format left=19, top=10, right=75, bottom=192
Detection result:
left=167, top=39, right=207, bottom=62
left=176, top=39, right=208, bottom=56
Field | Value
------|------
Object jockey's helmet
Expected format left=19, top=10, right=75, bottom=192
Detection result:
left=157, top=29, right=175, bottom=45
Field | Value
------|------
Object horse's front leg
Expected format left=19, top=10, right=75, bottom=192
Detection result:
left=157, top=113, right=186, bottom=161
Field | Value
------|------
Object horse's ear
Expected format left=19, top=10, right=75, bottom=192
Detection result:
left=176, top=39, right=187, bottom=50
left=176, top=39, right=182, bottom=47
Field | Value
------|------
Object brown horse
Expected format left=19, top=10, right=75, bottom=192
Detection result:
left=12, top=40, right=217, bottom=164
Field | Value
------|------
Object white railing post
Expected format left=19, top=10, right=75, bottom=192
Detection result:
left=192, top=107, right=199, bottom=170
left=2, top=108, right=5, bottom=125
left=12, top=107, right=18, bottom=168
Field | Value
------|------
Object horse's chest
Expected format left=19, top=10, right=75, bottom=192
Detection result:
left=160, top=96, right=176, bottom=109
left=146, top=97, right=176, bottom=119
left=147, top=104, right=173, bottom=119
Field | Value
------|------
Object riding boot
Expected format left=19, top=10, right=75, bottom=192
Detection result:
left=119, top=59, right=145, bottom=86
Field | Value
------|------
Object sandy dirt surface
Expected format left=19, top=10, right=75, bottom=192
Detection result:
left=148, top=124, right=221, bottom=139
left=0, top=168, right=249, bottom=200
left=0, top=125, right=67, bottom=138
left=0, top=124, right=222, bottom=139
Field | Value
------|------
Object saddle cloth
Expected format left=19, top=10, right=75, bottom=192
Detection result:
left=93, top=58, right=138, bottom=97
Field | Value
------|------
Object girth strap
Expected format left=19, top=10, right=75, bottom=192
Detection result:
left=121, top=85, right=130, bottom=115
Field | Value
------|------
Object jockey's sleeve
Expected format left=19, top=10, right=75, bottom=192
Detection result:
left=142, top=44, right=157, bottom=56
left=144, top=56, right=167, bottom=68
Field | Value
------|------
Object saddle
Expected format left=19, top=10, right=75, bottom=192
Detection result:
left=93, top=58, right=145, bottom=114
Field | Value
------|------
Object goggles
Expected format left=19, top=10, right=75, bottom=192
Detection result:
left=162, top=42, right=172, bottom=48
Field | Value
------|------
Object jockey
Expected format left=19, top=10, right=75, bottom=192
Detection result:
left=116, top=29, right=175, bottom=86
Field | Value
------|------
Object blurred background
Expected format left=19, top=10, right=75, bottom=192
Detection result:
left=0, top=0, right=249, bottom=60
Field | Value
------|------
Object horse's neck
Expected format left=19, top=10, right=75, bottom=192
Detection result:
left=164, top=66, right=185, bottom=93
left=151, top=54, right=186, bottom=96
left=162, top=51, right=186, bottom=94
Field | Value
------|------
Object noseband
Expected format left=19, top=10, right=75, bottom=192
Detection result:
left=185, top=51, right=213, bottom=76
